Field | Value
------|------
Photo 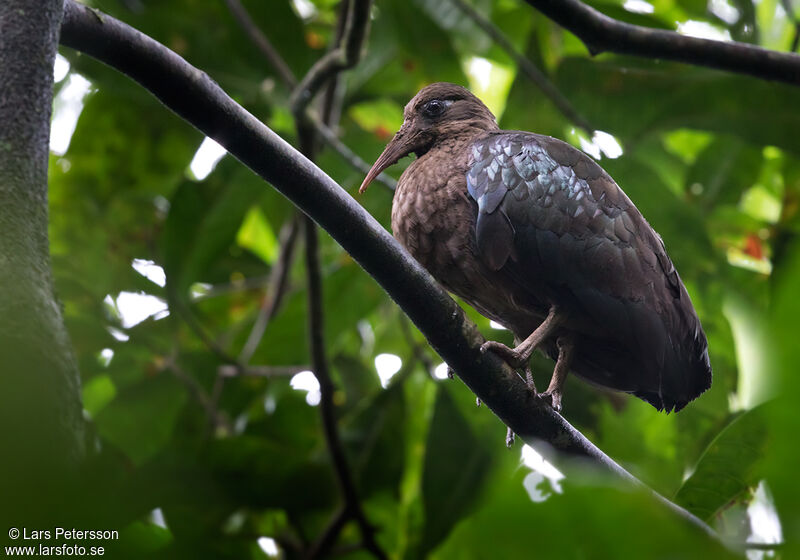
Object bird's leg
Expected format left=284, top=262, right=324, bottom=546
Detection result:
left=537, top=336, right=574, bottom=412
left=480, top=306, right=561, bottom=370
left=510, top=335, right=538, bottom=392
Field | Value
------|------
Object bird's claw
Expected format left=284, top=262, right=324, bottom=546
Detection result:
left=536, top=390, right=562, bottom=413
left=480, top=341, right=526, bottom=369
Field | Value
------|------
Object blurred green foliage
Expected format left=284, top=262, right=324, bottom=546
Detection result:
left=36, top=0, right=800, bottom=557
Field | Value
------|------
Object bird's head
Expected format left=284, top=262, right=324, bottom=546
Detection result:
left=359, top=82, right=497, bottom=193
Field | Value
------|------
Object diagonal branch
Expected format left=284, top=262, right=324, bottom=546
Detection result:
left=224, top=0, right=394, bottom=189
left=308, top=111, right=396, bottom=190
left=451, top=0, right=594, bottom=133
left=293, top=3, right=386, bottom=557
left=59, top=0, right=718, bottom=542
left=217, top=364, right=308, bottom=377
left=304, top=216, right=386, bottom=560
left=238, top=214, right=301, bottom=363
left=781, top=0, right=800, bottom=53
left=222, top=0, right=297, bottom=87
left=523, top=0, right=800, bottom=85
left=164, top=352, right=233, bottom=434
left=289, top=0, right=372, bottom=118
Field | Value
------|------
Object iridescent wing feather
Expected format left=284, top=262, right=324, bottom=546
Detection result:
left=467, top=132, right=711, bottom=411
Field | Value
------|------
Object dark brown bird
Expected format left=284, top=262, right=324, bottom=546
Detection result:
left=360, top=83, right=711, bottom=413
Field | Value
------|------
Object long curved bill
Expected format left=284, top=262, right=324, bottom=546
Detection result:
left=359, top=126, right=414, bottom=193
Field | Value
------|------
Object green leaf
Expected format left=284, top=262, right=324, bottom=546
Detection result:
left=82, top=374, right=117, bottom=416
left=764, top=242, right=800, bottom=557
left=415, top=385, right=494, bottom=557
left=674, top=406, right=768, bottom=521
left=249, top=259, right=385, bottom=364
left=161, top=164, right=265, bottom=305
left=204, top=434, right=336, bottom=512
left=685, top=136, right=763, bottom=208
left=432, top=469, right=737, bottom=559
left=236, top=205, right=278, bottom=265
left=349, top=99, right=404, bottom=137
left=341, top=382, right=406, bottom=497
left=94, top=373, right=188, bottom=465
left=115, top=521, right=173, bottom=556
left=552, top=58, right=800, bottom=155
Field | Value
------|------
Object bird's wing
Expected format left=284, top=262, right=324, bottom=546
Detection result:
left=466, top=131, right=710, bottom=411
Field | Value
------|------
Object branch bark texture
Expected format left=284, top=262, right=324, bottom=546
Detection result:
left=524, top=0, right=800, bottom=85
left=59, top=0, right=715, bottom=538
left=0, top=0, right=86, bottom=517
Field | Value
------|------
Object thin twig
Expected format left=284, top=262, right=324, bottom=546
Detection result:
left=309, top=111, right=397, bottom=190
left=451, top=0, right=594, bottom=133
left=289, top=0, right=372, bottom=117
left=320, top=0, right=351, bottom=126
left=197, top=274, right=272, bottom=297
left=222, top=0, right=297, bottom=87
left=742, top=542, right=784, bottom=550
left=164, top=353, right=233, bottom=434
left=399, top=315, right=436, bottom=377
left=306, top=506, right=349, bottom=560
left=293, top=3, right=386, bottom=556
left=59, top=2, right=720, bottom=542
left=223, top=0, right=394, bottom=189
left=239, top=215, right=301, bottom=363
left=781, top=0, right=800, bottom=53
left=217, top=364, right=308, bottom=377
left=522, top=0, right=800, bottom=85
left=304, top=216, right=387, bottom=560
left=173, top=300, right=243, bottom=366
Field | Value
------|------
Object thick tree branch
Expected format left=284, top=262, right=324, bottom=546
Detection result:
left=59, top=0, right=716, bottom=540
left=451, top=0, right=594, bottom=133
left=523, top=0, right=800, bottom=85
left=0, top=0, right=86, bottom=510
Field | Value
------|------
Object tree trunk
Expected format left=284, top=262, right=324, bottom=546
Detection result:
left=0, top=0, right=85, bottom=520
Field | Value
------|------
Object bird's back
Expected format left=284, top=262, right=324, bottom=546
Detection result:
left=465, top=131, right=711, bottom=411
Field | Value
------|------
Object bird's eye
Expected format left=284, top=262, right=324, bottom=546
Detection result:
left=422, top=99, right=450, bottom=118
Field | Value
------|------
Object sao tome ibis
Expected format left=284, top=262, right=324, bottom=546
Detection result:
left=359, top=83, right=711, bottom=413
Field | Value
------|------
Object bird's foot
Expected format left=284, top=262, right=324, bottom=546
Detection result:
left=480, top=340, right=527, bottom=369
left=536, top=390, right=562, bottom=413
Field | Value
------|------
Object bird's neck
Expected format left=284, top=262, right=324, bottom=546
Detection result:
left=436, top=117, right=499, bottom=147
left=425, top=121, right=497, bottom=163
